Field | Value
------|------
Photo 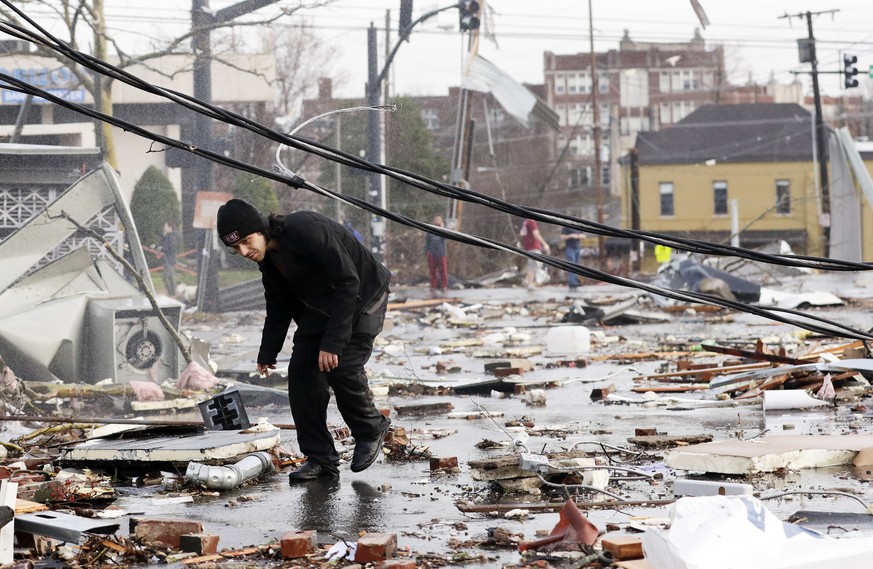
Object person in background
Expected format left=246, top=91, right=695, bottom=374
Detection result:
left=425, top=214, right=448, bottom=296
left=216, top=199, right=391, bottom=483
left=342, top=217, right=364, bottom=244
left=560, top=226, right=585, bottom=291
left=158, top=221, right=179, bottom=297
left=519, top=218, right=550, bottom=288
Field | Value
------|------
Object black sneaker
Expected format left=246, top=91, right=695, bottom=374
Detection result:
left=288, top=461, right=339, bottom=483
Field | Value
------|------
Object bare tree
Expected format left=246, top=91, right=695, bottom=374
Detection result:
left=270, top=20, right=346, bottom=122
left=0, top=0, right=327, bottom=166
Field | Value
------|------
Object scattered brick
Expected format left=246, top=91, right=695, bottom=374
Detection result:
left=131, top=518, right=204, bottom=548
left=280, top=530, right=317, bottom=559
left=590, top=384, right=615, bottom=400
left=429, top=457, right=459, bottom=472
left=179, top=534, right=219, bottom=555
left=355, top=532, right=397, bottom=563
left=601, top=535, right=643, bottom=560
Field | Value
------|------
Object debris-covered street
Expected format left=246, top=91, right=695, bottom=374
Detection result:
left=3, top=269, right=873, bottom=568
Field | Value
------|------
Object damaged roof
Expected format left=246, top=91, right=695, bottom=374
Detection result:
left=635, top=103, right=814, bottom=165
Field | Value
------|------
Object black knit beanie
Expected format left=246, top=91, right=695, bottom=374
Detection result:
left=216, top=198, right=269, bottom=246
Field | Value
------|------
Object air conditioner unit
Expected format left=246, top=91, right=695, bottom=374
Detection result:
left=84, top=297, right=182, bottom=384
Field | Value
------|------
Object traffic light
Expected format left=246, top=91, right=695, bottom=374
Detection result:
left=458, top=0, right=480, bottom=31
left=844, top=54, right=860, bottom=88
left=399, top=0, right=413, bottom=34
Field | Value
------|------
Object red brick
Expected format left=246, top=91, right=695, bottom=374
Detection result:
left=590, top=384, right=615, bottom=401
left=634, top=428, right=657, bottom=437
left=280, top=530, right=317, bottom=559
left=179, top=533, right=219, bottom=555
left=377, top=559, right=417, bottom=568
left=132, top=518, right=204, bottom=548
left=354, top=532, right=397, bottom=563
left=429, top=457, right=459, bottom=472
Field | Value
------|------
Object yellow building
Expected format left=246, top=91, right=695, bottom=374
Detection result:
left=624, top=103, right=828, bottom=262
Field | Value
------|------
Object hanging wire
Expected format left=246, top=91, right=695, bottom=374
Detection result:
left=2, top=8, right=873, bottom=340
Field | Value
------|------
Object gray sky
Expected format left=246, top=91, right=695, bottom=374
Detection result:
left=31, top=0, right=873, bottom=100
left=288, top=0, right=873, bottom=99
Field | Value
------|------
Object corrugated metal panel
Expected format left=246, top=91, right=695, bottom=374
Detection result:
left=219, top=278, right=265, bottom=313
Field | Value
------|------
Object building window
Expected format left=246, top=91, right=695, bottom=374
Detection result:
left=776, top=179, right=791, bottom=214
left=555, top=73, right=565, bottom=94
left=713, top=181, right=728, bottom=215
left=570, top=167, right=590, bottom=188
left=598, top=72, right=609, bottom=94
left=659, top=182, right=674, bottom=216
left=556, top=104, right=567, bottom=126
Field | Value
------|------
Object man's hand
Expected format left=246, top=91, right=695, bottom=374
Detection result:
left=257, top=363, right=276, bottom=377
left=318, top=351, right=339, bottom=373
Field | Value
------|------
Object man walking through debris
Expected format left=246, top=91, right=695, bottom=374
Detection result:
left=424, top=214, right=448, bottom=295
left=216, top=199, right=392, bottom=482
left=519, top=218, right=550, bottom=288
left=560, top=225, right=585, bottom=291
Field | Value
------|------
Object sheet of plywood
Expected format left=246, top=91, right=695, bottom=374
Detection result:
left=15, top=499, right=49, bottom=514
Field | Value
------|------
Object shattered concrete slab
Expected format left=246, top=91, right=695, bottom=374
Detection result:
left=58, top=429, right=280, bottom=464
left=664, top=434, right=873, bottom=474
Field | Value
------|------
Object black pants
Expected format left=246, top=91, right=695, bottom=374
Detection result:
left=287, top=299, right=389, bottom=473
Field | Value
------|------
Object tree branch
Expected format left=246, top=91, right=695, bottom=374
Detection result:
left=51, top=209, right=193, bottom=367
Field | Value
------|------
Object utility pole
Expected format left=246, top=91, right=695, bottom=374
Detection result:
left=447, top=1, right=482, bottom=234
left=588, top=0, right=605, bottom=264
left=366, top=23, right=384, bottom=260
left=780, top=9, right=838, bottom=257
left=190, top=0, right=278, bottom=311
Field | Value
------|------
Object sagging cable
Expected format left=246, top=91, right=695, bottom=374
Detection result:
left=2, top=9, right=872, bottom=273
left=3, top=74, right=872, bottom=341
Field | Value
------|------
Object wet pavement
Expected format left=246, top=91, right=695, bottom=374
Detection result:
left=62, top=274, right=873, bottom=565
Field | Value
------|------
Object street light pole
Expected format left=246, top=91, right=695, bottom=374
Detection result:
left=366, top=24, right=385, bottom=260
left=365, top=3, right=463, bottom=262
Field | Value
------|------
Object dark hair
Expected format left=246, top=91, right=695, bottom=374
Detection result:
left=267, top=213, right=285, bottom=238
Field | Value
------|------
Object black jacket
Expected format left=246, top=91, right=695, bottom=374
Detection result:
left=257, top=211, right=390, bottom=364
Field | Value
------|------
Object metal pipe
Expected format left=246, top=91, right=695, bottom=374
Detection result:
left=185, top=451, right=275, bottom=490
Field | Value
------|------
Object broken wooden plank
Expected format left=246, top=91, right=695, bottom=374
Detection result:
left=627, top=434, right=713, bottom=449
left=387, top=298, right=458, bottom=311
left=631, top=385, right=710, bottom=393
left=635, top=361, right=775, bottom=381
left=456, top=497, right=675, bottom=513
left=15, top=499, right=49, bottom=514
left=393, top=402, right=454, bottom=416
left=700, top=344, right=806, bottom=365
left=589, top=351, right=694, bottom=362
left=601, top=535, right=644, bottom=560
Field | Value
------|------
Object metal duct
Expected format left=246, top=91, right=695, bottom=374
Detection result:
left=184, top=451, right=274, bottom=490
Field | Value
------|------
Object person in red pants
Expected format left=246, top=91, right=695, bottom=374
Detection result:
left=425, top=215, right=448, bottom=295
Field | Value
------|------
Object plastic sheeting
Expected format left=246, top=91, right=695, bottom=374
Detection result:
left=642, top=495, right=873, bottom=569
